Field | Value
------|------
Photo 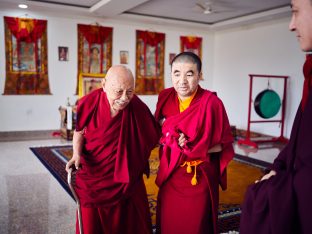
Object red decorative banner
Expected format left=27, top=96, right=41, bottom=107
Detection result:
left=180, top=36, right=202, bottom=60
left=76, top=24, right=113, bottom=94
left=135, top=30, right=165, bottom=95
left=3, top=16, right=50, bottom=95
left=78, top=24, right=112, bottom=44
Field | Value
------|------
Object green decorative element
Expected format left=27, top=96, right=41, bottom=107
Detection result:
left=254, top=90, right=281, bottom=119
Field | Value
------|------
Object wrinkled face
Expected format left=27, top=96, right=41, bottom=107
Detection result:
left=171, top=62, right=201, bottom=100
left=289, top=0, right=312, bottom=51
left=103, top=67, right=134, bottom=112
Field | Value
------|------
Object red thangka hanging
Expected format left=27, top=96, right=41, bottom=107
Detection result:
left=77, top=24, right=113, bottom=94
left=135, top=30, right=165, bottom=95
left=3, top=16, right=51, bottom=95
left=180, top=36, right=202, bottom=60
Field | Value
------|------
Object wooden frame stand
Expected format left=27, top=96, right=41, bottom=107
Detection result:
left=238, top=74, right=289, bottom=148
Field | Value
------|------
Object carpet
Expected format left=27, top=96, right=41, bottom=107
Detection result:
left=30, top=145, right=270, bottom=233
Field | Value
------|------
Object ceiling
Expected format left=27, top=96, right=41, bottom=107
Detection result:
left=0, top=0, right=292, bottom=30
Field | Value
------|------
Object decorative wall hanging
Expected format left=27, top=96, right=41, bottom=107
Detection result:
left=3, top=16, right=51, bottom=95
left=180, top=36, right=202, bottom=60
left=135, top=30, right=165, bottom=95
left=169, top=53, right=176, bottom=65
left=77, top=24, right=112, bottom=93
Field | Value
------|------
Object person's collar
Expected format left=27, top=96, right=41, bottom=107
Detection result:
left=178, top=87, right=198, bottom=112
left=177, top=87, right=198, bottom=103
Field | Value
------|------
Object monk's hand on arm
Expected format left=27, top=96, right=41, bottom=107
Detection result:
left=255, top=170, right=276, bottom=183
left=208, top=144, right=222, bottom=153
left=178, top=132, right=187, bottom=148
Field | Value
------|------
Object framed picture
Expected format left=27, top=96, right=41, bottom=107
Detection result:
left=169, top=53, right=176, bottom=65
left=58, top=46, right=68, bottom=61
left=120, top=51, right=129, bottom=64
left=78, top=73, right=105, bottom=97
left=83, top=77, right=102, bottom=95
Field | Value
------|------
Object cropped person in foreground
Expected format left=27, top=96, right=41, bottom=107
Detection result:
left=240, top=0, right=312, bottom=233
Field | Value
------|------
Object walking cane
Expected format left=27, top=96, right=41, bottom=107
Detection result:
left=67, top=167, right=83, bottom=234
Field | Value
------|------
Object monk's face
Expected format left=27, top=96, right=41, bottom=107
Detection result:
left=289, top=0, right=312, bottom=51
left=103, top=66, right=135, bottom=112
left=171, top=62, right=201, bottom=100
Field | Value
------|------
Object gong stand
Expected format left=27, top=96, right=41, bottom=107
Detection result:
left=238, top=74, right=289, bottom=148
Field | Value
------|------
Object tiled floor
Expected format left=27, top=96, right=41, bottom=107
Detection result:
left=0, top=138, right=76, bottom=234
left=0, top=136, right=285, bottom=234
left=234, top=139, right=286, bottom=164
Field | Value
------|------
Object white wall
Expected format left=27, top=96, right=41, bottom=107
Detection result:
left=214, top=18, right=304, bottom=138
left=0, top=9, right=214, bottom=132
left=0, top=10, right=305, bottom=139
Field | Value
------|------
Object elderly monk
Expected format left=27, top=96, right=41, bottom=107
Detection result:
left=65, top=65, right=160, bottom=234
left=155, top=52, right=234, bottom=234
left=240, top=0, right=312, bottom=233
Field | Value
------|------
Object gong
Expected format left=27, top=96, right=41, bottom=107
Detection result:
left=254, top=89, right=281, bottom=119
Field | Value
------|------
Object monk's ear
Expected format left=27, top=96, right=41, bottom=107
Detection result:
left=101, top=78, right=106, bottom=90
left=198, top=72, right=203, bottom=81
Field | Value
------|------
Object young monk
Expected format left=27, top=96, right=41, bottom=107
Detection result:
left=240, top=0, right=312, bottom=233
left=155, top=52, right=234, bottom=234
left=66, top=65, right=160, bottom=234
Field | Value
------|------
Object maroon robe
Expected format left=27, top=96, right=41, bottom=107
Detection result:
left=74, top=89, right=160, bottom=234
left=155, top=86, right=234, bottom=234
left=240, top=55, right=312, bottom=234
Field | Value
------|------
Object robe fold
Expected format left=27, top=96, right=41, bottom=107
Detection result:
left=74, top=89, right=160, bottom=234
left=155, top=86, right=234, bottom=234
left=240, top=55, right=312, bottom=234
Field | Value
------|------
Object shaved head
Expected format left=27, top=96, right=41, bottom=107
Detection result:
left=104, top=65, right=134, bottom=86
left=102, top=65, right=135, bottom=115
left=171, top=52, right=202, bottom=73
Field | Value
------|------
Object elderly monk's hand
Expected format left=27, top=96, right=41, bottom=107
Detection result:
left=65, top=155, right=81, bottom=172
left=255, top=170, right=276, bottom=183
left=66, top=130, right=84, bottom=172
